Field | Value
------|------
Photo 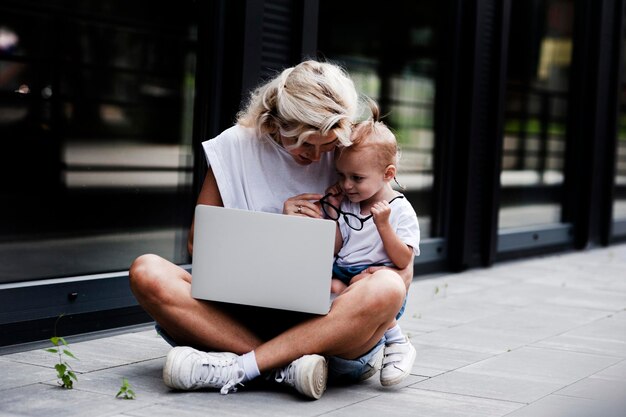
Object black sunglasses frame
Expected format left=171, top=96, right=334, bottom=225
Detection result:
left=319, top=193, right=405, bottom=231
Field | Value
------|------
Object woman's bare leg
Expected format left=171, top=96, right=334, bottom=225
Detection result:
left=254, top=269, right=406, bottom=371
left=129, top=254, right=262, bottom=353
left=131, top=255, right=405, bottom=373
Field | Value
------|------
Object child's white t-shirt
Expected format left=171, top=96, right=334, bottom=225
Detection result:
left=202, top=124, right=337, bottom=213
left=335, top=196, right=420, bottom=268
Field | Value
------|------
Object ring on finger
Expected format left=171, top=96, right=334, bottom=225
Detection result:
left=297, top=206, right=302, bottom=213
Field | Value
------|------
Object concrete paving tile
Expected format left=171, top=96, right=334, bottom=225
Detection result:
left=0, top=358, right=57, bottom=390
left=533, top=334, right=626, bottom=357
left=46, top=358, right=169, bottom=400
left=117, top=384, right=380, bottom=417
left=457, top=347, right=620, bottom=385
left=0, top=383, right=151, bottom=417
left=555, top=376, right=626, bottom=402
left=411, top=344, right=493, bottom=372
left=410, top=370, right=564, bottom=403
left=321, top=388, right=523, bottom=417
left=468, top=304, right=612, bottom=342
left=471, top=282, right=568, bottom=308
left=533, top=313, right=626, bottom=357
left=411, top=325, right=532, bottom=355
left=545, top=288, right=626, bottom=311
left=4, top=331, right=170, bottom=373
left=401, top=315, right=457, bottom=333
left=591, top=359, right=626, bottom=381
left=411, top=366, right=449, bottom=378
left=406, top=298, right=515, bottom=328
left=504, top=394, right=625, bottom=417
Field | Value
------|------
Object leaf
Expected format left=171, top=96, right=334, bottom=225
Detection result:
left=55, top=363, right=67, bottom=374
left=115, top=389, right=124, bottom=398
left=61, top=375, right=73, bottom=389
left=63, top=349, right=77, bottom=360
left=58, top=337, right=68, bottom=346
left=45, top=348, right=58, bottom=354
left=68, top=371, right=77, bottom=381
left=50, top=337, right=60, bottom=346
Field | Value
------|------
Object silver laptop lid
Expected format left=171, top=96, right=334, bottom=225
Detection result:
left=191, top=205, right=335, bottom=315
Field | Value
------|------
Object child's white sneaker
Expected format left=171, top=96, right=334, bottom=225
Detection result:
left=380, top=338, right=416, bottom=386
left=358, top=344, right=384, bottom=381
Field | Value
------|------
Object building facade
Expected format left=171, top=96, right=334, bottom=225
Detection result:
left=1, top=0, right=625, bottom=345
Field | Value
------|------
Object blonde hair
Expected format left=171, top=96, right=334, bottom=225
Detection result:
left=237, top=60, right=358, bottom=147
left=337, top=98, right=400, bottom=169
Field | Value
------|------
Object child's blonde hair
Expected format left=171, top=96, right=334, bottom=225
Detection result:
left=237, top=60, right=358, bottom=147
left=337, top=98, right=400, bottom=170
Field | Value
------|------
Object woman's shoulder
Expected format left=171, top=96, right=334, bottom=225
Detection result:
left=202, top=124, right=259, bottom=151
left=215, top=124, right=256, bottom=142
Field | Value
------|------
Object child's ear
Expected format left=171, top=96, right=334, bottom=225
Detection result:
left=384, top=164, right=396, bottom=181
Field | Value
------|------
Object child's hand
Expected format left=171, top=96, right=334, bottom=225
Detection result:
left=371, top=200, right=392, bottom=227
left=324, top=183, right=344, bottom=209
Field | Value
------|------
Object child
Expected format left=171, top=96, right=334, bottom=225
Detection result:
left=321, top=102, right=420, bottom=386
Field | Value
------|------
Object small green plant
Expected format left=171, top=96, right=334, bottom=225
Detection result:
left=116, top=378, right=136, bottom=400
left=45, top=314, right=78, bottom=389
left=45, top=335, right=78, bottom=389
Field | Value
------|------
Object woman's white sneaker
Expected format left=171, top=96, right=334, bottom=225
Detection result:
left=273, top=354, right=328, bottom=400
left=380, top=339, right=416, bottom=386
left=163, top=346, right=244, bottom=394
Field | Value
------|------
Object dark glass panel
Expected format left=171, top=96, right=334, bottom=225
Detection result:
left=499, top=0, right=574, bottom=229
left=0, top=0, right=197, bottom=282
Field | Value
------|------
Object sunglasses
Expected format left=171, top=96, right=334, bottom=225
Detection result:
left=319, top=193, right=405, bottom=231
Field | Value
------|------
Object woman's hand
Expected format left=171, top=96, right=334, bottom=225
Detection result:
left=283, top=193, right=324, bottom=218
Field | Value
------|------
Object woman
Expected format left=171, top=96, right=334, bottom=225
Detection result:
left=129, top=60, right=412, bottom=400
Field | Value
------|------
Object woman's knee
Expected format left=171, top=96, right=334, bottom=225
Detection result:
left=129, top=254, right=167, bottom=302
left=347, top=270, right=405, bottom=316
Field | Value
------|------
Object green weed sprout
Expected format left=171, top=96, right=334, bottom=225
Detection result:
left=116, top=378, right=136, bottom=399
left=45, top=336, right=78, bottom=389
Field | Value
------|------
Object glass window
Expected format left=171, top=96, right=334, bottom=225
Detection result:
left=0, top=1, right=197, bottom=283
left=614, top=6, right=626, bottom=226
left=318, top=0, right=440, bottom=238
left=499, top=0, right=574, bottom=229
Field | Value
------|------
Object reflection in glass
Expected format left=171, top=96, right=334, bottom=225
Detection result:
left=0, top=2, right=197, bottom=283
left=614, top=7, right=626, bottom=223
left=499, top=0, right=574, bottom=229
left=318, top=0, right=439, bottom=237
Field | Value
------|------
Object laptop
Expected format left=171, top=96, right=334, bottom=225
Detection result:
left=191, top=205, right=336, bottom=315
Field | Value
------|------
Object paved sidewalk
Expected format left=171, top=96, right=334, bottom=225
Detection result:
left=1, top=244, right=625, bottom=416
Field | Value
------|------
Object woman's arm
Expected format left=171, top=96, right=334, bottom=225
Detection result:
left=187, top=168, right=223, bottom=256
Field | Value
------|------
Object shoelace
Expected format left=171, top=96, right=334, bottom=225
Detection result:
left=200, top=357, right=245, bottom=394
left=273, top=362, right=296, bottom=387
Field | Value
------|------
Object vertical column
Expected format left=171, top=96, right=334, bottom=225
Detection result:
left=441, top=0, right=512, bottom=270
left=563, top=0, right=624, bottom=247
